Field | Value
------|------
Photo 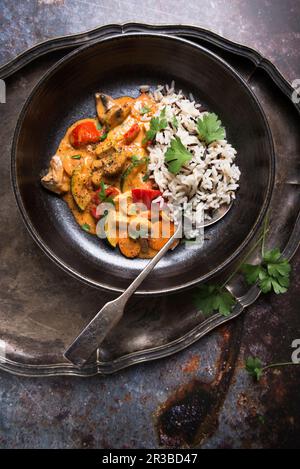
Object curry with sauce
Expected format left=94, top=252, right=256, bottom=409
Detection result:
left=41, top=90, right=176, bottom=259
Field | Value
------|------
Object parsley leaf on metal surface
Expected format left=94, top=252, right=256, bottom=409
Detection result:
left=143, top=108, right=167, bottom=144
left=241, top=247, right=291, bottom=294
left=245, top=356, right=299, bottom=382
left=165, top=136, right=193, bottom=174
left=193, top=284, right=236, bottom=317
left=241, top=264, right=263, bottom=284
left=196, top=113, right=226, bottom=144
left=245, top=357, right=263, bottom=381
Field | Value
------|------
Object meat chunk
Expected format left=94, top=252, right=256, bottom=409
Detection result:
left=41, top=155, right=69, bottom=194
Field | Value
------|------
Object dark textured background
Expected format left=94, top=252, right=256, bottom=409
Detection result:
left=0, top=0, right=300, bottom=449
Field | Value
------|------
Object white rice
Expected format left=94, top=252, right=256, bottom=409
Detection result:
left=147, top=83, right=241, bottom=237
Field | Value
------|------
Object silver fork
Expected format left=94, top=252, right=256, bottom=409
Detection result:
left=64, top=222, right=182, bottom=367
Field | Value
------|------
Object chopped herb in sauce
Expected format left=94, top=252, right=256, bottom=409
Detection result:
left=140, top=105, right=151, bottom=115
left=99, top=132, right=108, bottom=142
left=81, top=223, right=90, bottom=232
left=121, top=155, right=149, bottom=181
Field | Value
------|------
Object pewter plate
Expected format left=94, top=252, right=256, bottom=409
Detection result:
left=0, top=24, right=299, bottom=376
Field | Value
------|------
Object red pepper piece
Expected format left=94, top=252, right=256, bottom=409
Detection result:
left=132, top=188, right=162, bottom=209
left=69, top=121, right=104, bottom=148
left=105, top=186, right=120, bottom=198
left=92, top=186, right=120, bottom=204
left=89, top=204, right=101, bottom=220
left=123, top=123, right=140, bottom=144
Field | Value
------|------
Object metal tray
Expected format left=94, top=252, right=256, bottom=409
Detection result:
left=0, top=24, right=299, bottom=377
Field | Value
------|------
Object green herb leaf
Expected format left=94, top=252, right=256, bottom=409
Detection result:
left=245, top=356, right=299, bottom=383
left=241, top=264, right=263, bottom=284
left=263, top=247, right=281, bottom=263
left=193, top=284, right=236, bottom=317
left=98, top=181, right=108, bottom=201
left=245, top=357, right=263, bottom=381
left=140, top=105, right=151, bottom=115
left=142, top=173, right=150, bottom=182
left=264, top=248, right=291, bottom=276
left=98, top=181, right=115, bottom=206
left=121, top=155, right=149, bottom=181
left=196, top=113, right=226, bottom=144
left=71, top=154, right=81, bottom=159
left=99, top=132, right=108, bottom=142
left=104, top=197, right=115, bottom=206
left=131, top=155, right=140, bottom=165
left=241, top=247, right=291, bottom=295
left=172, top=116, right=178, bottom=129
left=165, top=136, right=193, bottom=174
left=258, top=415, right=266, bottom=424
left=81, top=223, right=90, bottom=232
left=96, top=121, right=102, bottom=130
left=143, top=108, right=168, bottom=144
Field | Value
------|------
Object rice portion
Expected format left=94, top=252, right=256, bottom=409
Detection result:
left=147, top=84, right=241, bottom=237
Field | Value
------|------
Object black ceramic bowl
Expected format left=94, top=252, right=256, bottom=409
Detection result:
left=12, top=34, right=275, bottom=295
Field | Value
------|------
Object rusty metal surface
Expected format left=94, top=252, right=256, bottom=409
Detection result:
left=0, top=0, right=299, bottom=449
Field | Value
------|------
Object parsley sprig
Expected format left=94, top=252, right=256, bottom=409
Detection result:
left=242, top=249, right=291, bottom=294
left=245, top=356, right=298, bottom=381
left=193, top=285, right=235, bottom=317
left=143, top=108, right=167, bottom=144
left=165, top=136, right=193, bottom=174
left=197, top=113, right=226, bottom=144
left=193, top=213, right=292, bottom=317
left=241, top=216, right=291, bottom=294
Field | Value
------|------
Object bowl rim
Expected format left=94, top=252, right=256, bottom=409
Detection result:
left=11, top=32, right=275, bottom=295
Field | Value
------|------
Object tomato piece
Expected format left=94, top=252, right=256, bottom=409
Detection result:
left=131, top=189, right=162, bottom=209
left=69, top=121, right=105, bottom=148
left=123, top=123, right=140, bottom=144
